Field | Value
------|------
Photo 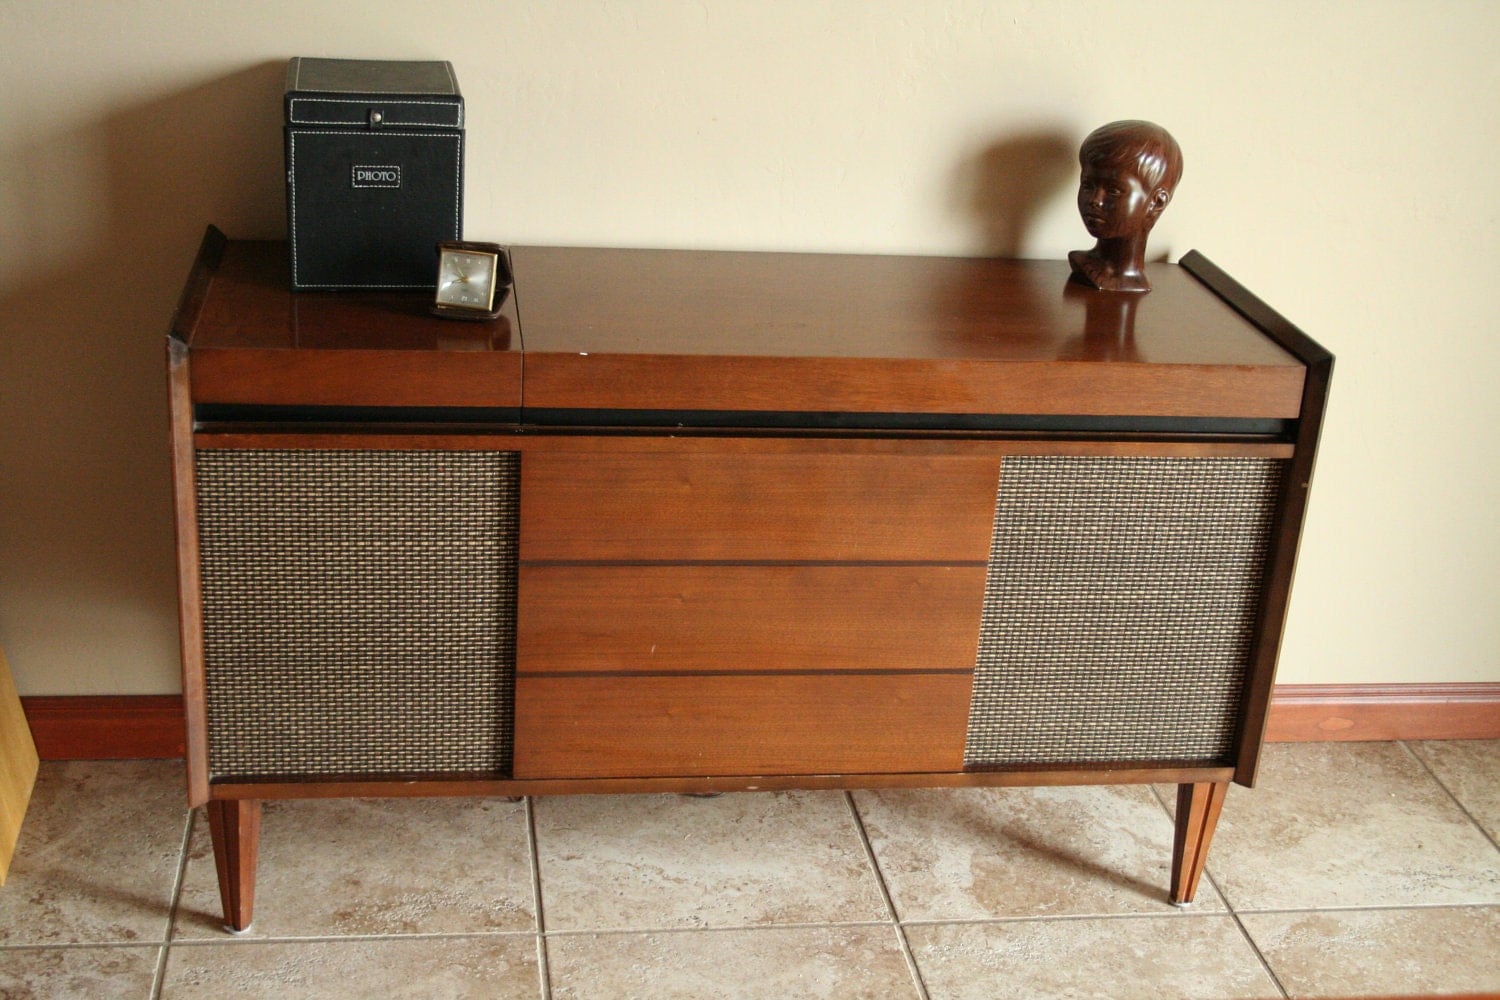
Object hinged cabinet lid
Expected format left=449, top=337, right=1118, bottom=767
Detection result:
left=285, top=57, right=463, bottom=129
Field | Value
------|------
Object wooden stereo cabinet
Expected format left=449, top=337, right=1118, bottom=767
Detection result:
left=167, top=226, right=1331, bottom=932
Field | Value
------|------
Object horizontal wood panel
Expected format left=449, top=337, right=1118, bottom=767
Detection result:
left=187, top=240, right=521, bottom=352
left=190, top=347, right=523, bottom=408
left=193, top=433, right=527, bottom=452
left=521, top=447, right=1000, bottom=562
left=517, top=564, right=987, bottom=674
left=510, top=248, right=1304, bottom=417
left=183, top=240, right=523, bottom=409
left=213, top=764, right=1238, bottom=801
left=513, top=671, right=972, bottom=778
left=521, top=353, right=1305, bottom=419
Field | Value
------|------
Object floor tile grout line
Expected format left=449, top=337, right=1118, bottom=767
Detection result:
left=149, top=804, right=196, bottom=1000
left=898, top=910, right=1246, bottom=930
left=163, top=904, right=1491, bottom=947
left=533, top=934, right=550, bottom=1000
left=524, top=795, right=553, bottom=1000
left=842, top=791, right=931, bottom=1000
left=1399, top=740, right=1500, bottom=854
left=1148, top=779, right=1172, bottom=817
left=166, top=930, right=549, bottom=947
left=538, top=919, right=905, bottom=940
left=171, top=923, right=917, bottom=951
left=1216, top=873, right=1291, bottom=1000
left=26, top=905, right=1429, bottom=951
left=0, top=942, right=182, bottom=953
left=1227, top=901, right=1500, bottom=917
left=1199, top=854, right=1237, bottom=915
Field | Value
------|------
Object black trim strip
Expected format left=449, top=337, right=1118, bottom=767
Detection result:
left=194, top=402, right=1291, bottom=439
left=963, top=757, right=1230, bottom=775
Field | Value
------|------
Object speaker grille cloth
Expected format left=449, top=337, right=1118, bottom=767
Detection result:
left=965, top=455, right=1283, bottom=767
left=195, top=449, right=519, bottom=780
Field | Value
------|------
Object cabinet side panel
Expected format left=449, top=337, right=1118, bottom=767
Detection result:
left=195, top=448, right=518, bottom=779
left=965, top=456, right=1284, bottom=767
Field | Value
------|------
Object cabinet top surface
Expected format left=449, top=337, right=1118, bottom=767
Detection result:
left=510, top=246, right=1299, bottom=369
left=178, top=239, right=1309, bottom=418
left=186, top=241, right=519, bottom=355
left=183, top=241, right=1295, bottom=369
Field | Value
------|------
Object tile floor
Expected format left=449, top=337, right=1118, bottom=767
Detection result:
left=1, top=741, right=1497, bottom=998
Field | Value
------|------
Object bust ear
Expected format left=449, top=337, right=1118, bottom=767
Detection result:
left=1146, top=187, right=1173, bottom=219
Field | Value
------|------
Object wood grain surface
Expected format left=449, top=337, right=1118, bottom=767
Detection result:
left=513, top=671, right=972, bottom=779
left=517, top=564, right=986, bottom=675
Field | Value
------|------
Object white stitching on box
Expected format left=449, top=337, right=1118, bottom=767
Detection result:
left=287, top=131, right=462, bottom=289
left=288, top=97, right=463, bottom=128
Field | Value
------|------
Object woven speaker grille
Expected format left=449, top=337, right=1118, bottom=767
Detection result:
left=965, top=455, right=1283, bottom=767
left=195, top=449, right=519, bottom=780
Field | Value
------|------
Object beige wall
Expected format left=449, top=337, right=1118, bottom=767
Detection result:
left=2, top=2, right=1496, bottom=694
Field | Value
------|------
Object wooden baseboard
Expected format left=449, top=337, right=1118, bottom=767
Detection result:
left=1264, top=683, right=1500, bottom=742
left=20, top=684, right=1500, bottom=761
left=21, top=696, right=185, bottom=761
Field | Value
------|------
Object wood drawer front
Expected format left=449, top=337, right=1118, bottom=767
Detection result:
left=517, top=564, right=986, bottom=675
left=512, top=672, right=971, bottom=779
left=520, top=449, right=1000, bottom=563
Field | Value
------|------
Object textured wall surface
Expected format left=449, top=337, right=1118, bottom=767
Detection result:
left=1, top=1, right=1496, bottom=692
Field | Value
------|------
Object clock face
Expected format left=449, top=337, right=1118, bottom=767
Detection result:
left=435, top=249, right=498, bottom=311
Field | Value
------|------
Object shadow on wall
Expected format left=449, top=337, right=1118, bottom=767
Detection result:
left=0, top=63, right=286, bottom=693
left=957, top=129, right=1076, bottom=259
left=937, top=128, right=1157, bottom=360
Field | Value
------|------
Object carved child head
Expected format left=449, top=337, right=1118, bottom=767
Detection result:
left=1069, top=121, right=1183, bottom=293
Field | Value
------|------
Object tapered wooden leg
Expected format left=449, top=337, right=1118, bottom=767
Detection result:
left=1170, top=780, right=1228, bottom=905
left=206, top=798, right=261, bottom=933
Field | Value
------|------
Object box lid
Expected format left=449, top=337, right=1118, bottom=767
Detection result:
left=285, top=57, right=462, bottom=129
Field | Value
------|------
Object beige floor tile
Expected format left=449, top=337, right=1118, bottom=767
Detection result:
left=173, top=796, right=535, bottom=939
left=0, top=761, right=186, bottom=946
left=853, top=784, right=1224, bottom=921
left=0, top=945, right=159, bottom=999
left=159, top=934, right=540, bottom=999
left=907, top=915, right=1280, bottom=1000
left=1241, top=905, right=1500, bottom=998
left=1410, top=739, right=1500, bottom=843
left=546, top=925, right=918, bottom=999
left=532, top=791, right=887, bottom=931
left=1189, top=743, right=1500, bottom=911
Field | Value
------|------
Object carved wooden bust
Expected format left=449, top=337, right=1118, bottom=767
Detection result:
left=1068, top=121, right=1183, bottom=293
